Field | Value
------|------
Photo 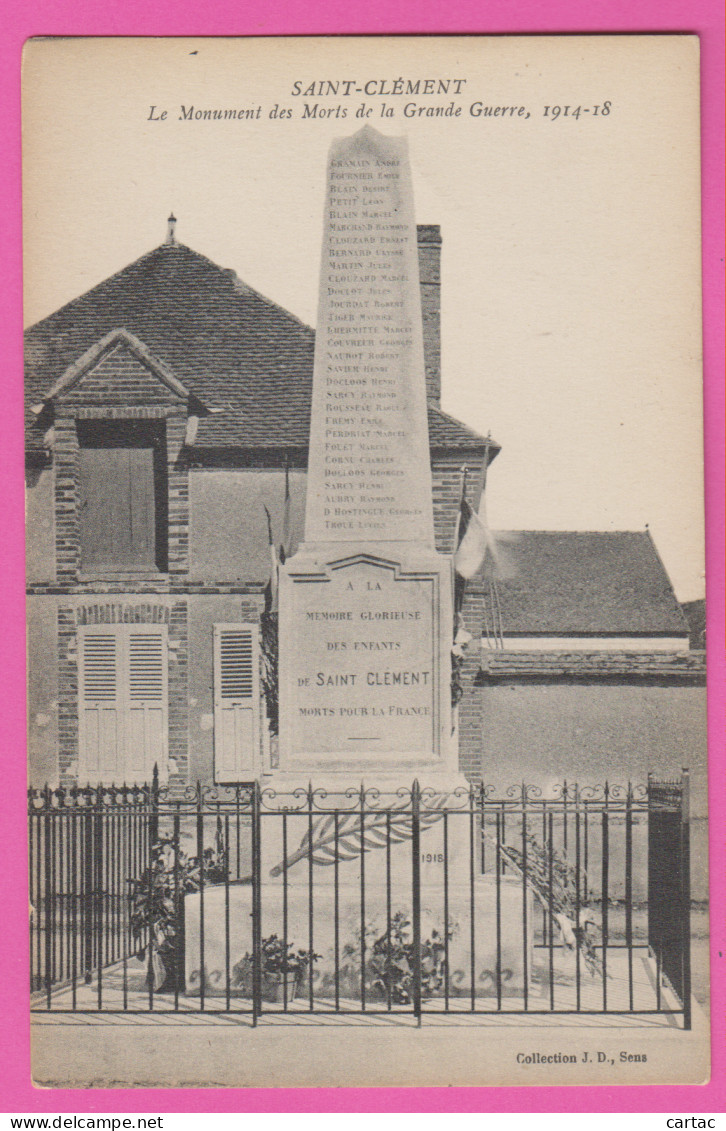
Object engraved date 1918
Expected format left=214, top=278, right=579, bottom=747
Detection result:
left=544, top=102, right=612, bottom=119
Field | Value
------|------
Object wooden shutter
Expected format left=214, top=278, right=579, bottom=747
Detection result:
left=126, top=628, right=167, bottom=781
left=127, top=449, right=156, bottom=567
left=79, top=445, right=156, bottom=571
left=213, top=624, right=259, bottom=781
left=78, top=625, right=167, bottom=783
left=79, top=630, right=121, bottom=782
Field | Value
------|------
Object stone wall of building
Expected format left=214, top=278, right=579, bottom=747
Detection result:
left=466, top=676, right=708, bottom=898
left=25, top=467, right=55, bottom=583
left=26, top=597, right=59, bottom=787
left=188, top=469, right=306, bottom=582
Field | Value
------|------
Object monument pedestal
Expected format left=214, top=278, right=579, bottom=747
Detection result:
left=185, top=877, right=533, bottom=1001
left=185, top=768, right=534, bottom=1001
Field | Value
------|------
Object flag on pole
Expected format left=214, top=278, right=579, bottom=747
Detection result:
left=280, top=460, right=292, bottom=564
left=454, top=495, right=489, bottom=580
left=453, top=437, right=499, bottom=582
left=263, top=503, right=279, bottom=613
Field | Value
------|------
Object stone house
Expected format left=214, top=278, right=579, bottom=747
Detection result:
left=26, top=224, right=491, bottom=789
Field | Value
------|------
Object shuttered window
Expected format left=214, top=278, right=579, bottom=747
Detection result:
left=213, top=624, right=260, bottom=782
left=78, top=625, right=168, bottom=783
left=77, top=421, right=167, bottom=573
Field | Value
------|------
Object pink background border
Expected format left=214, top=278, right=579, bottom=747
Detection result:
left=1, top=1, right=723, bottom=1113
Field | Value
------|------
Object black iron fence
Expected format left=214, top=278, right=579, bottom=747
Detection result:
left=28, top=772, right=691, bottom=1025
left=29, top=782, right=154, bottom=1004
left=648, top=773, right=692, bottom=1029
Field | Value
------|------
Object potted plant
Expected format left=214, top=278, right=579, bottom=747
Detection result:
left=341, top=913, right=453, bottom=1004
left=233, top=935, right=320, bottom=1002
left=128, top=829, right=228, bottom=992
left=367, top=912, right=451, bottom=1004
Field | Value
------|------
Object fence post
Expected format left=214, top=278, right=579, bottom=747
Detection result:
left=601, top=781, right=610, bottom=1011
left=146, top=783, right=156, bottom=1010
left=173, top=804, right=182, bottom=1008
left=574, top=782, right=582, bottom=1011
left=28, top=792, right=34, bottom=993
left=43, top=784, right=52, bottom=1008
left=83, top=788, right=94, bottom=984
left=646, top=771, right=654, bottom=955
left=95, top=785, right=104, bottom=1010
left=625, top=781, right=634, bottom=1012
left=309, top=781, right=316, bottom=1013
left=70, top=790, right=78, bottom=1010
left=251, top=779, right=262, bottom=1025
left=144, top=765, right=161, bottom=1008
left=411, top=779, right=422, bottom=1026
left=358, top=781, right=366, bottom=1012
left=521, top=782, right=528, bottom=1012
left=681, top=768, right=692, bottom=1030
left=196, top=780, right=205, bottom=1013
left=150, top=763, right=160, bottom=846
left=469, top=782, right=476, bottom=1010
left=30, top=792, right=39, bottom=994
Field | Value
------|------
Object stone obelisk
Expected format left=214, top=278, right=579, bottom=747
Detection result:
left=277, top=126, right=458, bottom=789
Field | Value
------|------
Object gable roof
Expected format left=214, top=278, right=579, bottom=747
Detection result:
left=24, top=241, right=491, bottom=456
left=478, top=531, right=689, bottom=636
left=43, top=328, right=193, bottom=403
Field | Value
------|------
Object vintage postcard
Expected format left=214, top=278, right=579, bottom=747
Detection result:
left=22, top=34, right=708, bottom=1088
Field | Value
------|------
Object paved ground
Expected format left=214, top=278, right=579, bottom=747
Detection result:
left=30, top=998, right=711, bottom=1089
left=30, top=944, right=712, bottom=1089
left=33, top=945, right=682, bottom=1019
left=30, top=903, right=715, bottom=1091
left=690, top=906, right=711, bottom=1016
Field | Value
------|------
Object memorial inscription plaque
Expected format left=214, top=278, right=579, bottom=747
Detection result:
left=281, top=557, right=441, bottom=767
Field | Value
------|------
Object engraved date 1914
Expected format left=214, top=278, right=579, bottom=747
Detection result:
left=544, top=102, right=612, bottom=119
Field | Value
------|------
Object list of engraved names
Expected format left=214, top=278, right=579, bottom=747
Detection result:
left=306, top=130, right=434, bottom=544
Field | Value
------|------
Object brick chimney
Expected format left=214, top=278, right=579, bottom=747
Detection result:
left=417, top=224, right=441, bottom=405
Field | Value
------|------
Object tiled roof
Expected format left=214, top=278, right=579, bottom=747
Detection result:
left=24, top=242, right=490, bottom=455
left=477, top=649, right=705, bottom=683
left=680, top=598, right=706, bottom=649
left=473, top=531, right=689, bottom=635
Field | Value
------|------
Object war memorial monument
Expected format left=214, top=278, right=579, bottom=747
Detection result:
left=186, top=127, right=528, bottom=1001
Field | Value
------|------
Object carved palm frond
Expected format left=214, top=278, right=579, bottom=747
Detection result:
left=270, top=804, right=446, bottom=877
